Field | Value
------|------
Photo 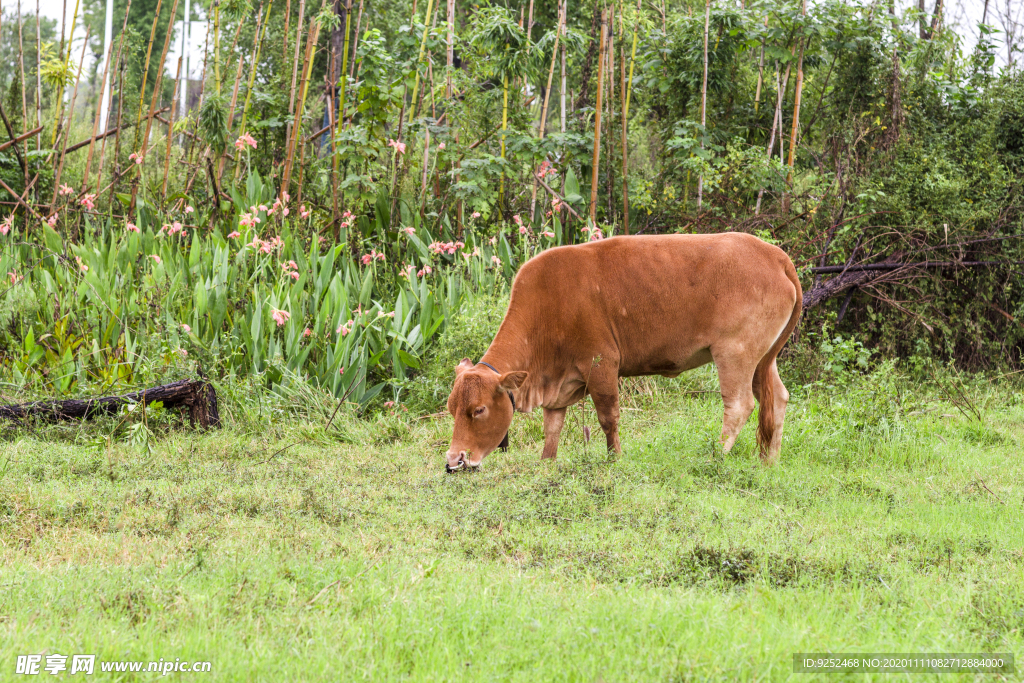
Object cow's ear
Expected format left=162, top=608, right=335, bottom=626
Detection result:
left=455, top=358, right=474, bottom=376
left=497, top=371, right=527, bottom=392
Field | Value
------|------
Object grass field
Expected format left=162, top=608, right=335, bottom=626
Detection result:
left=1, top=366, right=1022, bottom=681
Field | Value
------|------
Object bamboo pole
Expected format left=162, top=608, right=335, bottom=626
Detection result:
left=82, top=31, right=116, bottom=192
left=619, top=0, right=630, bottom=235
left=282, top=13, right=321, bottom=197
left=35, top=0, right=42, bottom=151
left=696, top=0, right=710, bottom=211
left=332, top=0, right=353, bottom=199
left=338, top=0, right=353, bottom=122
left=50, top=27, right=90, bottom=209
left=588, top=10, right=607, bottom=224
left=219, top=5, right=262, bottom=182
left=623, top=0, right=640, bottom=119
left=446, top=0, right=454, bottom=98
left=132, top=0, right=164, bottom=156
left=786, top=0, right=807, bottom=189
left=753, top=15, right=767, bottom=113
left=529, top=0, right=563, bottom=222
left=106, top=56, right=126, bottom=206
left=233, top=1, right=274, bottom=181
left=560, top=0, right=567, bottom=136
left=17, top=0, right=28, bottom=144
left=755, top=61, right=787, bottom=215
left=50, top=0, right=81, bottom=147
left=606, top=4, right=615, bottom=224
left=285, top=0, right=307, bottom=152
left=96, top=0, right=132, bottom=192
left=132, top=0, right=180, bottom=210
left=350, top=0, right=365, bottom=79
left=162, top=57, right=183, bottom=198
left=212, top=0, right=222, bottom=95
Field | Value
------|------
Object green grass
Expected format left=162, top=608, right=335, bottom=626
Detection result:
left=1, top=368, right=1022, bottom=681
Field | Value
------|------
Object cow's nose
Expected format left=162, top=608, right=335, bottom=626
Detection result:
left=445, top=451, right=467, bottom=473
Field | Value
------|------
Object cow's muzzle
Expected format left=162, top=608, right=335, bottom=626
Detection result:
left=445, top=451, right=479, bottom=473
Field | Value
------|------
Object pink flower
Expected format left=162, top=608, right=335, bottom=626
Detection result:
left=239, top=213, right=257, bottom=229
left=227, top=231, right=241, bottom=239
left=541, top=230, right=555, bottom=238
left=46, top=213, right=58, bottom=228
left=290, top=272, right=300, bottom=280
left=402, top=226, right=416, bottom=236
left=492, top=255, right=501, bottom=266
left=79, top=194, right=97, bottom=211
left=126, top=222, right=140, bottom=233
left=519, top=225, right=529, bottom=235
left=271, top=308, right=291, bottom=326
left=551, top=197, right=563, bottom=211
left=513, top=214, right=522, bottom=226
left=387, top=139, right=406, bottom=154
left=300, top=205, right=310, bottom=219
left=181, top=324, right=191, bottom=333
left=589, top=229, right=603, bottom=241
left=177, top=348, right=188, bottom=359
left=281, top=260, right=298, bottom=272
left=338, top=366, right=345, bottom=374
left=258, top=204, right=268, bottom=213
left=471, top=212, right=481, bottom=219
left=417, top=265, right=433, bottom=277
left=384, top=401, right=395, bottom=408
left=184, top=205, right=195, bottom=214
left=437, top=142, right=446, bottom=150
left=235, top=133, right=257, bottom=150
left=399, top=264, right=413, bottom=277
left=74, top=256, right=88, bottom=272
left=129, top=152, right=143, bottom=165
left=336, top=319, right=354, bottom=336
left=537, top=160, right=552, bottom=178
left=282, top=207, right=289, bottom=216
left=149, top=254, right=162, bottom=264
left=0, top=214, right=13, bottom=235
left=342, top=210, right=354, bottom=219
left=58, top=184, right=74, bottom=196
left=8, top=271, right=22, bottom=284
left=488, top=236, right=497, bottom=246
left=361, top=249, right=385, bottom=265
left=303, top=328, right=312, bottom=338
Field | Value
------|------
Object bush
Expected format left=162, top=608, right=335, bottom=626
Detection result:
left=402, top=293, right=509, bottom=413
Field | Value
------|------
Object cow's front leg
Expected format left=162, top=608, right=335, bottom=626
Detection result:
left=542, top=407, right=567, bottom=460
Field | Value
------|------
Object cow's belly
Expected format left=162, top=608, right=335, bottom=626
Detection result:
left=619, top=346, right=713, bottom=378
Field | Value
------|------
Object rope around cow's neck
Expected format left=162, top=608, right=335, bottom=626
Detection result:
left=477, top=360, right=514, bottom=451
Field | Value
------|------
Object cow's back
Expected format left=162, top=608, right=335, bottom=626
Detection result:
left=505, top=233, right=799, bottom=377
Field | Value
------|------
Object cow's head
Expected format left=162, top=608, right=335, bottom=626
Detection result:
left=445, top=358, right=527, bottom=472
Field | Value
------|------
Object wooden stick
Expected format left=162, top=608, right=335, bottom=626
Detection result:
left=350, top=0, right=365, bottom=79
left=63, top=108, right=169, bottom=154
left=282, top=12, right=320, bottom=196
left=588, top=10, right=607, bottom=224
left=0, top=126, right=43, bottom=152
left=0, top=176, right=43, bottom=219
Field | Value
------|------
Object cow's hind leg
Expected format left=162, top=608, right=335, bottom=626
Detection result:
left=756, top=360, right=789, bottom=465
left=542, top=407, right=567, bottom=460
left=714, top=354, right=757, bottom=453
left=587, top=362, right=622, bottom=454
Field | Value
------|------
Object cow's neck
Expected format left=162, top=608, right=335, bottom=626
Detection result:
left=480, top=320, right=544, bottom=410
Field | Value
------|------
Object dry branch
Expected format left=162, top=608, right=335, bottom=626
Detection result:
left=0, top=379, right=221, bottom=428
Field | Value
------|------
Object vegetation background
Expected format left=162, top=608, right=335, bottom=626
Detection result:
left=0, top=0, right=1022, bottom=678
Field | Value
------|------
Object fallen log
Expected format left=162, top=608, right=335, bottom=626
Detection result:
left=0, top=379, right=221, bottom=428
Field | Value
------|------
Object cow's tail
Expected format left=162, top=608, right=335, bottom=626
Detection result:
left=754, top=266, right=802, bottom=461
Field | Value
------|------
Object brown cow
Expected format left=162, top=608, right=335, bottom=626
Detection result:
left=445, top=233, right=802, bottom=471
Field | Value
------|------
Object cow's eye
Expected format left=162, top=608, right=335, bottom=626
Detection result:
left=473, top=406, right=486, bottom=417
